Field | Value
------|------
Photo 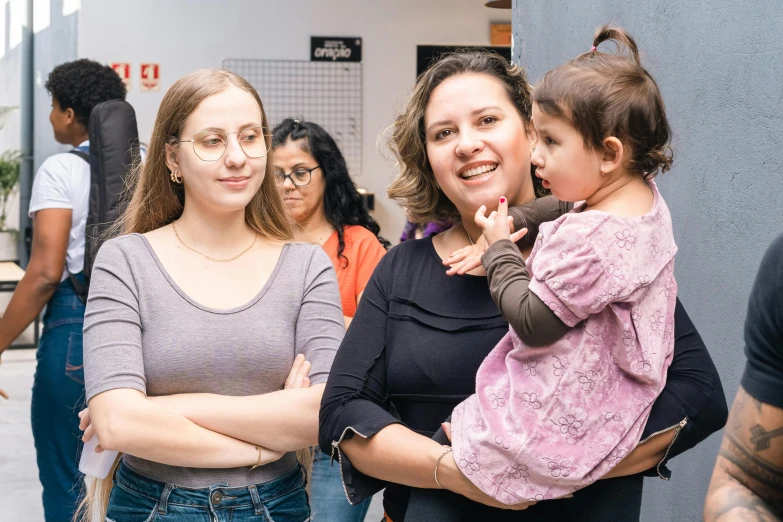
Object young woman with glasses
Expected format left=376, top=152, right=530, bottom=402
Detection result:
left=270, top=119, right=389, bottom=522
left=76, top=70, right=343, bottom=522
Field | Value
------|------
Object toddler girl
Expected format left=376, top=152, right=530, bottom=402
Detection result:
left=446, top=25, right=678, bottom=503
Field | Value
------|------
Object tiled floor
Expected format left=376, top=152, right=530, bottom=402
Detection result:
left=0, top=349, right=44, bottom=522
left=0, top=348, right=383, bottom=522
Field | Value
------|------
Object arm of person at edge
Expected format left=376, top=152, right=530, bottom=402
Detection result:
left=704, top=234, right=783, bottom=520
left=704, top=387, right=783, bottom=520
left=0, top=209, right=72, bottom=400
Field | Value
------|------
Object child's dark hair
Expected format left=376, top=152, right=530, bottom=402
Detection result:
left=45, top=59, right=127, bottom=129
left=534, top=25, right=673, bottom=179
left=272, top=119, right=390, bottom=266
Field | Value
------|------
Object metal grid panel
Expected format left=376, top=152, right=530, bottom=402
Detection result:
left=223, top=59, right=363, bottom=177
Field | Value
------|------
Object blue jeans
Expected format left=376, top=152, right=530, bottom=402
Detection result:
left=30, top=274, right=87, bottom=522
left=106, top=461, right=311, bottom=522
left=310, top=447, right=370, bottom=522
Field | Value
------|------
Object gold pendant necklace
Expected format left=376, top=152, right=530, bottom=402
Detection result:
left=172, top=222, right=257, bottom=263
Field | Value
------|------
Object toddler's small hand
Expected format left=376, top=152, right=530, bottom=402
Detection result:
left=441, top=422, right=452, bottom=442
left=443, top=237, right=487, bottom=275
left=475, top=198, right=528, bottom=246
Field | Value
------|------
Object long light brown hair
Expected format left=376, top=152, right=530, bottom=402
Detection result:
left=77, top=69, right=303, bottom=522
left=116, top=68, right=293, bottom=239
left=386, top=51, right=542, bottom=225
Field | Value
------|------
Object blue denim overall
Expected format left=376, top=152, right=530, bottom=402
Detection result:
left=30, top=272, right=87, bottom=522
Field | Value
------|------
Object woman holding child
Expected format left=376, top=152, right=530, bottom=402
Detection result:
left=319, top=27, right=728, bottom=521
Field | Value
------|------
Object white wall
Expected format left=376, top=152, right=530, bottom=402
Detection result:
left=2, top=0, right=79, bottom=240
left=0, top=0, right=24, bottom=232
left=33, top=0, right=79, bottom=172
left=78, top=0, right=508, bottom=240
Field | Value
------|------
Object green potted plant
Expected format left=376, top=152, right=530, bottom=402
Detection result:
left=0, top=150, right=21, bottom=261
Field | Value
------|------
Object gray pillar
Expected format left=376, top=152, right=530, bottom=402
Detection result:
left=17, top=0, right=33, bottom=267
left=512, top=1, right=783, bottom=520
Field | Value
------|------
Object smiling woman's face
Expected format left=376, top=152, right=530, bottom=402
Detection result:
left=167, top=85, right=268, bottom=214
left=424, top=72, right=535, bottom=221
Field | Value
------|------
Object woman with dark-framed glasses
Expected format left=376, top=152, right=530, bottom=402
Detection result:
left=272, top=119, right=389, bottom=329
left=271, top=119, right=389, bottom=522
left=76, top=70, right=343, bottom=522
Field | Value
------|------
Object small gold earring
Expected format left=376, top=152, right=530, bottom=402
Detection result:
left=170, top=170, right=183, bottom=184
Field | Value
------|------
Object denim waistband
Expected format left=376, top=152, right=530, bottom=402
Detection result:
left=114, top=460, right=306, bottom=515
left=43, top=273, right=86, bottom=332
left=52, top=272, right=86, bottom=298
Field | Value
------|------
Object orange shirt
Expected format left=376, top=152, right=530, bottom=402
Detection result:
left=321, top=225, right=387, bottom=318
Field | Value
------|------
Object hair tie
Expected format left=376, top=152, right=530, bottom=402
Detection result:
left=293, top=119, right=301, bottom=128
left=590, top=45, right=597, bottom=52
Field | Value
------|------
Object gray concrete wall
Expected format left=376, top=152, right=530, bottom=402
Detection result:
left=513, top=1, right=783, bottom=520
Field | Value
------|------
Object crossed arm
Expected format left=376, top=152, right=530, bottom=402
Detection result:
left=148, top=383, right=325, bottom=452
left=704, top=387, right=783, bottom=521
left=84, top=355, right=318, bottom=468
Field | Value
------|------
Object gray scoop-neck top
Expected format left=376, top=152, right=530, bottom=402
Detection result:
left=83, top=233, right=344, bottom=487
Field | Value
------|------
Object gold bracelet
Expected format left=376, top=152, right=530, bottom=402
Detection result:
left=434, top=446, right=453, bottom=489
left=249, top=445, right=262, bottom=471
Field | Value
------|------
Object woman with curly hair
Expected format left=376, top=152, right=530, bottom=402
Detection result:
left=0, top=58, right=126, bottom=522
left=318, top=50, right=728, bottom=521
left=272, top=119, right=388, bottom=522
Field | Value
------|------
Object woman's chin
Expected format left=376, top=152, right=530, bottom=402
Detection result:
left=207, top=193, right=257, bottom=215
left=464, top=184, right=516, bottom=208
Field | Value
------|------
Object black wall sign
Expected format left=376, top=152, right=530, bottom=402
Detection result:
left=311, top=37, right=362, bottom=62
left=416, top=45, right=512, bottom=77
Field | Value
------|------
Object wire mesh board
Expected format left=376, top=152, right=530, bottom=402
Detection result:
left=223, top=59, right=363, bottom=178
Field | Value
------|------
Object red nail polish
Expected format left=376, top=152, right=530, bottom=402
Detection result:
left=500, top=197, right=506, bottom=203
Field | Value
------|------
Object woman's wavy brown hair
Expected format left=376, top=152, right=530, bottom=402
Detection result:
left=534, top=25, right=673, bottom=178
left=386, top=51, right=542, bottom=225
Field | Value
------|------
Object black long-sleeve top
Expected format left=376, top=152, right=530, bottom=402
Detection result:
left=319, top=235, right=728, bottom=521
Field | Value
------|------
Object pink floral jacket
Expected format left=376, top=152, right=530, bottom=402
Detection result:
left=451, top=183, right=678, bottom=503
